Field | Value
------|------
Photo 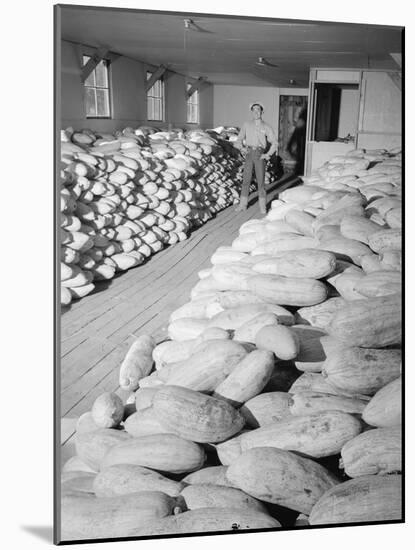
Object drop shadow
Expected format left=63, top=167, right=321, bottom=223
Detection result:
left=20, top=525, right=53, bottom=543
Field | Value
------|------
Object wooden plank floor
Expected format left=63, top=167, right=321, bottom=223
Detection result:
left=59, top=176, right=299, bottom=461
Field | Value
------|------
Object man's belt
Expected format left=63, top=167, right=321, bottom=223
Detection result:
left=247, top=146, right=264, bottom=151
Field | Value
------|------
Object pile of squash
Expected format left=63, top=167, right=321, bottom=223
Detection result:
left=60, top=126, right=246, bottom=307
left=61, top=147, right=402, bottom=540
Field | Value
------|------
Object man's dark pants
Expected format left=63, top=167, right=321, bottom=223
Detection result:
left=240, top=146, right=266, bottom=203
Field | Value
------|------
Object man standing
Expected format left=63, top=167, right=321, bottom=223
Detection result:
left=234, top=102, right=278, bottom=214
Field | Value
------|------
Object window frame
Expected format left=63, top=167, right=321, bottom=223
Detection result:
left=82, top=54, right=112, bottom=120
left=146, top=70, right=165, bottom=122
left=186, top=82, right=200, bottom=124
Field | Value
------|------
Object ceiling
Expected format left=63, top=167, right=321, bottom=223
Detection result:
left=60, top=5, right=403, bottom=88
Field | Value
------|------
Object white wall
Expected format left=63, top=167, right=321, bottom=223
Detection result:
left=213, top=85, right=308, bottom=143
left=213, top=85, right=279, bottom=133
left=60, top=40, right=214, bottom=132
left=338, top=88, right=360, bottom=138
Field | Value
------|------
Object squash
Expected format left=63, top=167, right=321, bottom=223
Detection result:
left=152, top=385, right=245, bottom=443
left=164, top=340, right=248, bottom=392
left=182, top=466, right=234, bottom=488
left=152, top=339, right=197, bottom=369
left=167, top=317, right=209, bottom=341
left=123, top=408, right=171, bottom=437
left=213, top=350, right=275, bottom=407
left=210, top=263, right=254, bottom=291
left=309, top=474, right=402, bottom=525
left=256, top=317, right=298, bottom=351
left=291, top=326, right=327, bottom=372
left=368, top=229, right=401, bottom=253
left=354, top=271, right=401, bottom=298
left=240, top=392, right=292, bottom=428
left=322, top=346, right=401, bottom=396
left=288, top=391, right=367, bottom=416
left=61, top=491, right=182, bottom=540
left=180, top=484, right=267, bottom=513
left=101, top=433, right=206, bottom=474
left=93, top=464, right=185, bottom=497
left=285, top=209, right=315, bottom=237
left=318, top=236, right=371, bottom=266
left=119, top=335, right=156, bottom=391
left=75, top=429, right=131, bottom=471
left=211, top=248, right=248, bottom=265
left=289, top=372, right=342, bottom=396
left=130, top=507, right=281, bottom=536
left=61, top=286, right=72, bottom=306
left=328, top=293, right=401, bottom=348
left=340, top=215, right=382, bottom=244
left=226, top=447, right=339, bottom=514
left=75, top=412, right=99, bottom=435
left=252, top=249, right=336, bottom=279
left=134, top=387, right=160, bottom=411
left=61, top=472, right=97, bottom=496
left=362, top=377, right=402, bottom=427
left=252, top=236, right=318, bottom=256
left=233, top=313, right=280, bottom=344
left=340, top=426, right=401, bottom=477
left=91, top=392, right=124, bottom=428
left=248, top=274, right=328, bottom=307
left=385, top=207, right=402, bottom=229
left=215, top=432, right=246, bottom=465
left=295, top=297, right=346, bottom=330
left=328, top=271, right=366, bottom=301
left=240, top=411, right=362, bottom=458
left=62, top=455, right=97, bottom=474
left=208, top=303, right=294, bottom=329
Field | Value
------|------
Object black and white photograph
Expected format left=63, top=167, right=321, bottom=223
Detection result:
left=54, top=2, right=404, bottom=545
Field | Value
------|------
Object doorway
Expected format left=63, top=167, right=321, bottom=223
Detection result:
left=278, top=94, right=308, bottom=176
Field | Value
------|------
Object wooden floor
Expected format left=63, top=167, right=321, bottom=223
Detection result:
left=59, top=176, right=298, bottom=463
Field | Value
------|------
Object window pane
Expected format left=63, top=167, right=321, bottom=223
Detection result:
left=147, top=97, right=153, bottom=120
left=85, top=87, right=97, bottom=117
left=83, top=55, right=95, bottom=87
left=95, top=61, right=108, bottom=88
left=84, top=69, right=95, bottom=87
left=96, top=88, right=110, bottom=116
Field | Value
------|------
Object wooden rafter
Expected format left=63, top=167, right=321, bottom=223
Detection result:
left=81, top=46, right=109, bottom=83
left=146, top=65, right=168, bottom=91
left=388, top=72, right=402, bottom=91
left=390, top=53, right=402, bottom=69
left=186, top=77, right=207, bottom=98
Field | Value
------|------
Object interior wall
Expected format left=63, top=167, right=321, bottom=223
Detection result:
left=60, top=40, right=214, bottom=132
left=338, top=89, right=360, bottom=138
left=213, top=85, right=278, bottom=133
left=357, top=70, right=401, bottom=150
left=213, top=85, right=308, bottom=145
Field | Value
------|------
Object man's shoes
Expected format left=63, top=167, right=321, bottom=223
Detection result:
left=259, top=198, right=267, bottom=214
left=235, top=197, right=248, bottom=211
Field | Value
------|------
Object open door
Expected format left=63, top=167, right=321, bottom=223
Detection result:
left=278, top=94, right=308, bottom=176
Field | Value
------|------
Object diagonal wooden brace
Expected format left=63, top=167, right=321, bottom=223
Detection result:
left=186, top=77, right=207, bottom=98
left=81, top=46, right=109, bottom=83
left=146, top=65, right=168, bottom=91
left=388, top=72, right=402, bottom=91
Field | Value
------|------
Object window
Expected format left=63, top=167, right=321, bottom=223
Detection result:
left=147, top=71, right=165, bottom=121
left=83, top=55, right=111, bottom=118
left=186, top=83, right=199, bottom=124
left=312, top=83, right=359, bottom=142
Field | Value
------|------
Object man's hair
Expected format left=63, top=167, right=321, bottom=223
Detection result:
left=250, top=103, right=264, bottom=113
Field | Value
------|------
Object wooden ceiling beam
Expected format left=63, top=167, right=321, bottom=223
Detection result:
left=81, top=46, right=109, bottom=83
left=186, top=77, right=207, bottom=98
left=146, top=65, right=168, bottom=91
